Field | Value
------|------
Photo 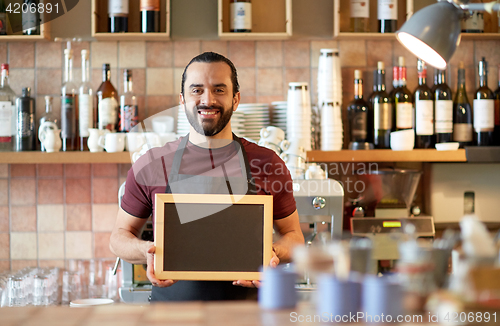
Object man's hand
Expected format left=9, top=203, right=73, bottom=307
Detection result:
left=232, top=248, right=280, bottom=288
left=146, top=245, right=178, bottom=288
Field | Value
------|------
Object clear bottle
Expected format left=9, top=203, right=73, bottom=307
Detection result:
left=474, top=57, right=495, bottom=146
left=0, top=63, right=16, bottom=151
left=96, top=64, right=119, bottom=131
left=378, top=0, right=397, bottom=33
left=61, top=44, right=78, bottom=151
left=109, top=0, right=128, bottom=33
left=230, top=0, right=252, bottom=32
left=140, top=0, right=160, bottom=33
left=15, top=87, right=35, bottom=151
left=453, top=62, right=473, bottom=148
left=414, top=59, right=435, bottom=149
left=394, top=56, right=413, bottom=131
left=119, top=69, right=138, bottom=132
left=39, top=96, right=59, bottom=152
left=350, top=0, right=369, bottom=33
left=369, top=61, right=392, bottom=148
left=348, top=70, right=371, bottom=144
left=434, top=69, right=453, bottom=143
left=79, top=49, right=93, bottom=151
left=22, top=0, right=40, bottom=35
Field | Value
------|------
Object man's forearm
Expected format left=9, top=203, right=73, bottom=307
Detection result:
left=109, top=229, right=151, bottom=265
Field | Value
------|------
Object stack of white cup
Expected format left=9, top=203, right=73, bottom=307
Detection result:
left=317, top=49, right=342, bottom=108
left=258, top=126, right=285, bottom=156
left=321, top=101, right=343, bottom=151
left=280, top=140, right=306, bottom=180
left=287, top=82, right=312, bottom=152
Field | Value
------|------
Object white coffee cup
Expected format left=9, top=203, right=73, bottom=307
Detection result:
left=144, top=132, right=162, bottom=147
left=98, top=133, right=126, bottom=153
left=126, top=132, right=146, bottom=152
left=260, top=126, right=285, bottom=145
left=88, top=128, right=110, bottom=153
left=152, top=116, right=175, bottom=134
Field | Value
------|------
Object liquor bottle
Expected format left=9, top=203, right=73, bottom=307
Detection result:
left=378, top=0, right=397, bottom=33
left=61, top=45, right=78, bottom=151
left=394, top=56, right=413, bottom=131
left=39, top=96, right=59, bottom=151
left=230, top=0, right=252, bottom=33
left=474, top=57, right=494, bottom=146
left=0, top=0, right=8, bottom=35
left=96, top=64, right=119, bottom=131
left=434, top=69, right=453, bottom=143
left=453, top=62, right=473, bottom=147
left=350, top=0, right=369, bottom=33
left=348, top=70, right=371, bottom=145
left=494, top=64, right=500, bottom=145
left=369, top=61, right=392, bottom=148
left=119, top=69, right=138, bottom=132
left=22, top=0, right=40, bottom=35
left=15, top=87, right=35, bottom=151
left=79, top=49, right=93, bottom=151
left=140, top=0, right=160, bottom=33
left=0, top=64, right=16, bottom=151
left=414, top=59, right=435, bottom=148
left=109, top=0, right=128, bottom=33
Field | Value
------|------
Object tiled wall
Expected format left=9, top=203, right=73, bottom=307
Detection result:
left=0, top=38, right=499, bottom=272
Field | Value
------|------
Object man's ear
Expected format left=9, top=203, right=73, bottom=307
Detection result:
left=233, top=92, right=241, bottom=111
left=179, top=93, right=185, bottom=105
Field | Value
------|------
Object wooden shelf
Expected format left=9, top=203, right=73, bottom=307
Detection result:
left=306, top=149, right=467, bottom=163
left=0, top=152, right=132, bottom=164
left=92, top=0, right=170, bottom=41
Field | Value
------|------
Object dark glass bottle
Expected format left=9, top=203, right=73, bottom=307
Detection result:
left=474, top=57, right=495, bottom=146
left=494, top=64, right=500, bottom=145
left=109, top=0, right=128, bottom=33
left=140, top=0, right=160, bottom=33
left=61, top=47, right=78, bottom=151
left=414, top=59, right=435, bottom=149
left=22, top=0, right=40, bottom=35
left=394, top=56, right=413, bottom=131
left=434, top=69, right=453, bottom=143
left=15, top=87, right=35, bottom=151
left=369, top=61, right=392, bottom=148
left=96, top=64, right=119, bottom=131
left=453, top=62, right=473, bottom=147
left=348, top=70, right=371, bottom=145
left=378, top=0, right=397, bottom=33
left=389, top=65, right=399, bottom=98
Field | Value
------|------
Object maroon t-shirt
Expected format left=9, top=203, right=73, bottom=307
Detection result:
left=121, top=137, right=296, bottom=222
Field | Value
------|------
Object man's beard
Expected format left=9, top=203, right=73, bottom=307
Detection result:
left=185, top=103, right=234, bottom=137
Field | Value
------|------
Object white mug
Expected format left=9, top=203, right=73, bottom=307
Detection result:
left=144, top=132, right=162, bottom=147
left=260, top=126, right=285, bottom=145
left=98, top=133, right=126, bottom=153
left=152, top=116, right=175, bottom=134
left=126, top=132, right=146, bottom=152
left=88, top=128, right=110, bottom=153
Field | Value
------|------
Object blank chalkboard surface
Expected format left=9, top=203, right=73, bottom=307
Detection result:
left=154, top=194, right=273, bottom=281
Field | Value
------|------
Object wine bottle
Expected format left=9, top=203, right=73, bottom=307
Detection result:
left=109, top=0, right=128, bottom=33
left=79, top=49, right=93, bottom=151
left=140, top=0, right=160, bottom=33
left=39, top=96, right=58, bottom=152
left=96, top=64, right=119, bottom=132
left=369, top=61, right=392, bottom=148
left=474, top=57, right=494, bottom=146
left=0, top=64, right=16, bottom=151
left=434, top=69, right=453, bottom=143
left=453, top=62, right=473, bottom=148
left=494, top=64, right=500, bottom=145
left=390, top=65, right=399, bottom=98
left=22, top=0, right=40, bottom=35
left=119, top=69, right=138, bottom=132
left=230, top=0, right=252, bottom=33
left=394, top=56, right=413, bottom=131
left=414, top=59, right=435, bottom=149
left=350, top=0, right=369, bottom=33
left=348, top=70, right=371, bottom=145
left=431, top=68, right=439, bottom=94
left=61, top=46, right=78, bottom=151
left=378, top=0, right=397, bottom=33
left=15, top=87, right=35, bottom=151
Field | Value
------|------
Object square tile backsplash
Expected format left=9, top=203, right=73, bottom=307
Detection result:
left=0, top=38, right=499, bottom=272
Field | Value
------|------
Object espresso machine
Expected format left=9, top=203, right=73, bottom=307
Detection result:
left=348, top=169, right=435, bottom=272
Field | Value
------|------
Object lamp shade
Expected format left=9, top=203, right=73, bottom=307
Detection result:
left=396, top=2, right=462, bottom=69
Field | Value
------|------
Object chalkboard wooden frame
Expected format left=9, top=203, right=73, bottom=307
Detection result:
left=154, top=193, right=273, bottom=281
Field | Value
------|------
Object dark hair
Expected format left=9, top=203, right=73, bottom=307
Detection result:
left=181, top=52, right=239, bottom=97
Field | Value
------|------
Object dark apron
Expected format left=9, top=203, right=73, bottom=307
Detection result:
left=151, top=133, right=258, bottom=301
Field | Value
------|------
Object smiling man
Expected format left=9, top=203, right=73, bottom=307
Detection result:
left=110, top=52, right=304, bottom=302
